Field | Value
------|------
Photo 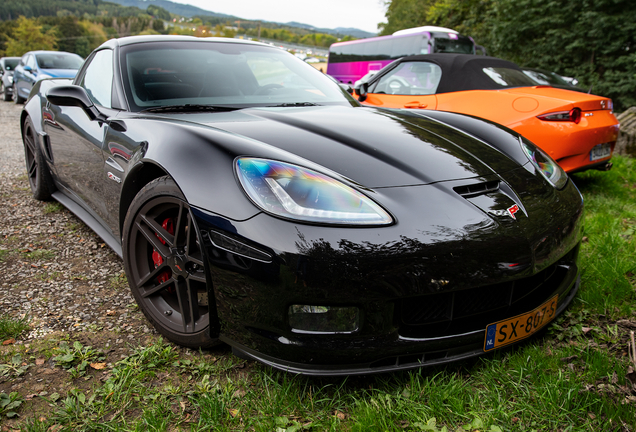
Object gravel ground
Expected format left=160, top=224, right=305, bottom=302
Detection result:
left=0, top=101, right=236, bottom=427
left=0, top=100, right=157, bottom=349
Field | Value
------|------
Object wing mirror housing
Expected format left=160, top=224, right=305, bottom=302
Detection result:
left=46, top=85, right=104, bottom=121
left=357, top=82, right=369, bottom=102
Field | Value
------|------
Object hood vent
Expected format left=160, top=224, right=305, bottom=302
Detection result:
left=453, top=181, right=500, bottom=198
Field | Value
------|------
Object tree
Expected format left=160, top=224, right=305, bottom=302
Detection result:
left=75, top=36, right=90, bottom=57
left=4, top=16, right=56, bottom=56
left=381, top=0, right=636, bottom=110
left=41, top=16, right=87, bottom=54
left=378, top=0, right=435, bottom=35
left=426, top=0, right=495, bottom=50
left=147, top=5, right=170, bottom=21
left=491, top=0, right=636, bottom=110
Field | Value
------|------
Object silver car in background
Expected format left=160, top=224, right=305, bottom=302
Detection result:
left=0, top=57, right=20, bottom=102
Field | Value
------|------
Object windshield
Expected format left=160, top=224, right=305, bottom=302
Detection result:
left=4, top=59, right=19, bottom=70
left=36, top=53, right=84, bottom=70
left=121, top=41, right=355, bottom=112
left=482, top=67, right=538, bottom=87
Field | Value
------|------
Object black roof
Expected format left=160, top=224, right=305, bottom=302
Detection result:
left=373, top=54, right=535, bottom=94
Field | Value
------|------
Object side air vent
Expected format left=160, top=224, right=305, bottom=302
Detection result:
left=453, top=181, right=499, bottom=198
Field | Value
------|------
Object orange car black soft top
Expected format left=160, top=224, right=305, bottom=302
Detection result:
left=378, top=54, right=539, bottom=94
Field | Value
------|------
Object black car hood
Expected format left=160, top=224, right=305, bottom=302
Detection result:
left=151, top=106, right=520, bottom=188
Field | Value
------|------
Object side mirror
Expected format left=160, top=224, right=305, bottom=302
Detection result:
left=23, top=65, right=32, bottom=73
left=46, top=85, right=102, bottom=121
left=357, top=82, right=369, bottom=102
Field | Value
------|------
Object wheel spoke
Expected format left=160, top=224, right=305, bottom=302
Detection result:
left=140, top=213, right=175, bottom=247
left=184, top=210, right=192, bottom=253
left=186, top=278, right=201, bottom=330
left=188, top=272, right=206, bottom=283
left=189, top=255, right=204, bottom=267
left=137, top=262, right=169, bottom=288
left=173, top=202, right=185, bottom=247
left=175, top=278, right=199, bottom=333
left=135, top=220, right=170, bottom=257
left=28, top=158, right=37, bottom=177
left=185, top=211, right=205, bottom=266
left=24, top=132, right=35, bottom=153
left=140, top=277, right=174, bottom=298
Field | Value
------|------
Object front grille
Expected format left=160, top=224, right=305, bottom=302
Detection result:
left=398, top=256, right=574, bottom=339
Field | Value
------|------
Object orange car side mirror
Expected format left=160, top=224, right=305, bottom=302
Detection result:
left=357, top=83, right=368, bottom=102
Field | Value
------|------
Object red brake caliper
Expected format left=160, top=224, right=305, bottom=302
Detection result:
left=152, top=218, right=174, bottom=285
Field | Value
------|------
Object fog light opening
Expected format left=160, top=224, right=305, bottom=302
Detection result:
left=288, top=305, right=360, bottom=334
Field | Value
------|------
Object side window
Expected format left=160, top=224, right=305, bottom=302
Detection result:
left=26, top=55, right=37, bottom=70
left=371, top=62, right=442, bottom=96
left=80, top=50, right=113, bottom=108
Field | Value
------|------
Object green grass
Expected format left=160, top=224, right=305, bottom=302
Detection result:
left=22, top=248, right=56, bottom=261
left=43, top=202, right=64, bottom=214
left=109, top=273, right=128, bottom=290
left=0, top=316, right=29, bottom=341
left=570, top=155, right=636, bottom=316
left=6, top=156, right=636, bottom=431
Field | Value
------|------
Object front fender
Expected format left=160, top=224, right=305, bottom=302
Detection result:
left=117, top=118, right=263, bottom=223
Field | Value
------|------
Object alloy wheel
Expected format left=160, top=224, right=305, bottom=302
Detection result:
left=23, top=120, right=39, bottom=192
left=127, top=196, right=210, bottom=335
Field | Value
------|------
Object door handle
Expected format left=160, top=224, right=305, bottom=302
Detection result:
left=404, top=101, right=428, bottom=109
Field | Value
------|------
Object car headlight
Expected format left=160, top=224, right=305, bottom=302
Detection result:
left=8, top=76, right=13, bottom=84
left=236, top=157, right=393, bottom=225
left=520, top=137, right=568, bottom=189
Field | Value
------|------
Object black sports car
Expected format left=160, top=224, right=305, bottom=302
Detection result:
left=21, top=35, right=584, bottom=375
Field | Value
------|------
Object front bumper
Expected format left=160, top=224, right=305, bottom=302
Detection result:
left=228, top=270, right=579, bottom=376
left=192, top=171, right=584, bottom=375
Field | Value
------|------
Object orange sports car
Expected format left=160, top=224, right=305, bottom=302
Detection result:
left=355, top=54, right=619, bottom=173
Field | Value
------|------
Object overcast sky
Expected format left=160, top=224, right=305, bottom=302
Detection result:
left=168, top=0, right=387, bottom=34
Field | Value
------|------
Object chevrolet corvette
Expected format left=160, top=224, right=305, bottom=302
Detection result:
left=21, top=36, right=584, bottom=375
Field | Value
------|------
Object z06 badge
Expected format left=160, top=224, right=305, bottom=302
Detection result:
left=489, top=204, right=521, bottom=220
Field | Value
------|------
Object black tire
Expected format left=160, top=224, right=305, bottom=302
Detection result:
left=22, top=116, right=54, bottom=201
left=122, top=176, right=219, bottom=349
left=1, top=82, right=10, bottom=102
left=13, top=84, right=24, bottom=104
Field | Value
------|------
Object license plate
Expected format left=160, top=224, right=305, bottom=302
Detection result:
left=484, top=295, right=558, bottom=351
left=590, top=143, right=612, bottom=161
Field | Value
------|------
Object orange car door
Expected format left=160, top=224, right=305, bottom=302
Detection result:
left=365, top=93, right=438, bottom=110
left=363, top=61, right=441, bottom=110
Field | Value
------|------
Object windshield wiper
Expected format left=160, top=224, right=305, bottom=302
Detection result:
left=266, top=102, right=321, bottom=107
left=140, top=104, right=240, bottom=113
